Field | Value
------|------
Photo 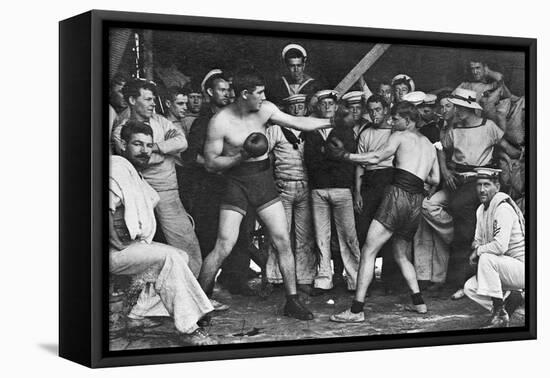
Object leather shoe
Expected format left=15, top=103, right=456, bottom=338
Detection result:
left=505, top=291, right=524, bottom=316
left=197, top=314, right=211, bottom=327
left=283, top=297, right=314, bottom=320
left=180, top=328, right=218, bottom=346
left=482, top=308, right=510, bottom=329
left=126, top=317, right=163, bottom=329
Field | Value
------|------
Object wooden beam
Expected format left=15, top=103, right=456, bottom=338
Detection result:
left=334, top=43, right=391, bottom=97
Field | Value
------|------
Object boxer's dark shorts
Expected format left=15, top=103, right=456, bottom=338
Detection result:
left=374, top=168, right=425, bottom=241
left=220, top=159, right=281, bottom=216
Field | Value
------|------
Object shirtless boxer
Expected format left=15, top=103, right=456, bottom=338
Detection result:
left=327, top=101, right=440, bottom=322
left=199, top=69, right=335, bottom=320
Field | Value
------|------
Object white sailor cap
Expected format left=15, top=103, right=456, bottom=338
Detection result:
left=448, top=88, right=483, bottom=110
left=402, top=91, right=426, bottom=106
left=282, top=43, right=307, bottom=61
left=341, top=91, right=364, bottom=105
left=475, top=167, right=502, bottom=179
left=283, top=93, right=308, bottom=105
left=201, top=69, right=224, bottom=92
left=391, top=74, right=416, bottom=91
left=423, top=93, right=438, bottom=106
left=315, top=89, right=338, bottom=102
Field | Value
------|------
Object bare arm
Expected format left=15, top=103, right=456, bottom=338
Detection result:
left=486, top=67, right=504, bottom=83
left=498, top=138, right=522, bottom=159
left=267, top=102, right=332, bottom=132
left=354, top=165, right=364, bottom=213
left=346, top=132, right=401, bottom=165
left=437, top=146, right=458, bottom=191
left=203, top=116, right=244, bottom=172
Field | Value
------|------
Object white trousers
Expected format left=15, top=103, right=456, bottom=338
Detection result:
left=413, top=189, right=453, bottom=283
left=464, top=253, right=524, bottom=311
left=110, top=241, right=214, bottom=334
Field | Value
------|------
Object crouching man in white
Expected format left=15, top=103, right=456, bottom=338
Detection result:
left=464, top=168, right=525, bottom=329
left=109, top=120, right=216, bottom=345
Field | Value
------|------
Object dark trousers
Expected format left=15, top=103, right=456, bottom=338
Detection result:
left=447, top=179, right=480, bottom=285
left=189, top=173, right=253, bottom=283
left=448, top=179, right=480, bottom=247
left=354, top=169, right=400, bottom=286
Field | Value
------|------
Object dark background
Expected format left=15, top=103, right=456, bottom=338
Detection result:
left=113, top=28, right=525, bottom=96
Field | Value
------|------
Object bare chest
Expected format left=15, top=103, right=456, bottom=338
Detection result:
left=223, top=114, right=269, bottom=150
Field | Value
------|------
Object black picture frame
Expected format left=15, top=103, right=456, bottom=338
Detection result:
left=59, top=9, right=537, bottom=368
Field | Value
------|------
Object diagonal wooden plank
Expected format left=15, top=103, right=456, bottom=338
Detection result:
left=334, top=43, right=391, bottom=97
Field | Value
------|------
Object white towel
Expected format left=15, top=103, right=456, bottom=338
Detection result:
left=110, top=156, right=159, bottom=243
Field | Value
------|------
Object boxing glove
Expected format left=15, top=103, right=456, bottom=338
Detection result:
left=243, top=132, right=269, bottom=158
left=326, top=136, right=350, bottom=161
left=331, top=107, right=355, bottom=129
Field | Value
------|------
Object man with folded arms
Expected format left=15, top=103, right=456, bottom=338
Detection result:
left=109, top=120, right=216, bottom=345
left=199, top=69, right=337, bottom=320
left=112, top=78, right=203, bottom=278
left=464, top=168, right=525, bottom=328
left=328, top=101, right=440, bottom=322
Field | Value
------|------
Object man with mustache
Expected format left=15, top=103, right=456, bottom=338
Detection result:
left=464, top=168, right=525, bottom=328
left=111, top=78, right=203, bottom=279
left=109, top=120, right=216, bottom=345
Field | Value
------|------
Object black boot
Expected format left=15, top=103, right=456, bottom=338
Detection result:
left=483, top=307, right=509, bottom=329
left=505, top=291, right=524, bottom=317
left=283, top=296, right=314, bottom=320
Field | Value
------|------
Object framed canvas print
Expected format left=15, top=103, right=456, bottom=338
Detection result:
left=59, top=9, right=536, bottom=368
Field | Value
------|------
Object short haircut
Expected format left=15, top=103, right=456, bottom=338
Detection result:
left=110, top=72, right=127, bottom=88
left=375, top=78, right=392, bottom=90
left=392, top=77, right=412, bottom=91
left=436, top=90, right=454, bottom=104
left=184, top=80, right=202, bottom=95
left=478, top=176, right=501, bottom=186
left=164, top=86, right=189, bottom=102
left=468, top=56, right=489, bottom=66
left=285, top=49, right=305, bottom=62
left=232, top=69, right=265, bottom=97
left=392, top=101, right=420, bottom=123
left=204, top=73, right=227, bottom=91
left=120, top=120, right=154, bottom=143
left=121, top=78, right=157, bottom=103
left=366, top=94, right=389, bottom=109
